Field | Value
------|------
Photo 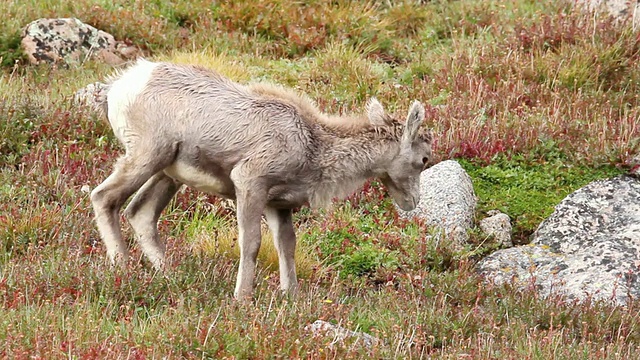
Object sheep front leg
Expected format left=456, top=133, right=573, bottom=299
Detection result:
left=232, top=177, right=268, bottom=300
left=264, top=207, right=298, bottom=294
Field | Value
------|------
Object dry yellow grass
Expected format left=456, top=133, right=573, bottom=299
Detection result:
left=188, top=214, right=321, bottom=280
left=157, top=49, right=250, bottom=82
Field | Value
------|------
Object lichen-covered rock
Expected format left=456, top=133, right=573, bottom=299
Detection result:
left=476, top=243, right=562, bottom=287
left=398, top=160, right=476, bottom=245
left=21, top=18, right=138, bottom=66
left=478, top=175, right=640, bottom=306
left=479, top=210, right=513, bottom=248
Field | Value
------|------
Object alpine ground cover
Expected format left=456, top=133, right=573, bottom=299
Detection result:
left=1, top=0, right=638, bottom=358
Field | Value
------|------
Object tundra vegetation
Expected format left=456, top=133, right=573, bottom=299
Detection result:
left=0, top=0, right=637, bottom=358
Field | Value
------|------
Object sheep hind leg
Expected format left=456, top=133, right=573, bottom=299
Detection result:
left=124, top=172, right=182, bottom=271
left=91, top=143, right=179, bottom=268
left=264, top=206, right=298, bottom=294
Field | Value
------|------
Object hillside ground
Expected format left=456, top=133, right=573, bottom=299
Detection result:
left=1, top=0, right=638, bottom=358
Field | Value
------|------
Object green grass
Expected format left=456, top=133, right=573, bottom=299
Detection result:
left=2, top=0, right=640, bottom=358
left=460, top=144, right=625, bottom=243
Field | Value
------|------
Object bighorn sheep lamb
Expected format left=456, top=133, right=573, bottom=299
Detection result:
left=91, top=59, right=433, bottom=299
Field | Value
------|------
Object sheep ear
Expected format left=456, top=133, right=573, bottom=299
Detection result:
left=366, top=97, right=387, bottom=126
left=402, top=100, right=425, bottom=145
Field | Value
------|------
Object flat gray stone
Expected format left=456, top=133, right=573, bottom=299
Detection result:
left=304, top=320, right=383, bottom=349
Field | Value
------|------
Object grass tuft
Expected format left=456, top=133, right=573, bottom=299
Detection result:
left=185, top=208, right=321, bottom=280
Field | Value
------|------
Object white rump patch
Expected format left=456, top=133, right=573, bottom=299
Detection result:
left=107, top=59, right=159, bottom=145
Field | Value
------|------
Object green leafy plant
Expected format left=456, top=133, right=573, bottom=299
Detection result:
left=460, top=146, right=623, bottom=243
left=0, top=31, right=24, bottom=68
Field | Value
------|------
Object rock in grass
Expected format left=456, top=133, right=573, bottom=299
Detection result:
left=397, top=160, right=477, bottom=245
left=576, top=0, right=640, bottom=26
left=305, top=320, right=383, bottom=349
left=74, top=82, right=108, bottom=113
left=478, top=175, right=640, bottom=306
left=479, top=210, right=513, bottom=248
left=21, top=18, right=138, bottom=66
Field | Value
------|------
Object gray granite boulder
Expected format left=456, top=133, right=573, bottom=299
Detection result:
left=21, top=18, right=138, bottom=66
left=398, top=160, right=477, bottom=245
left=478, top=175, right=640, bottom=306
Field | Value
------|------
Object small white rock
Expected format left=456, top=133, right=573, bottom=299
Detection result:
left=479, top=211, right=513, bottom=248
left=305, top=320, right=382, bottom=349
